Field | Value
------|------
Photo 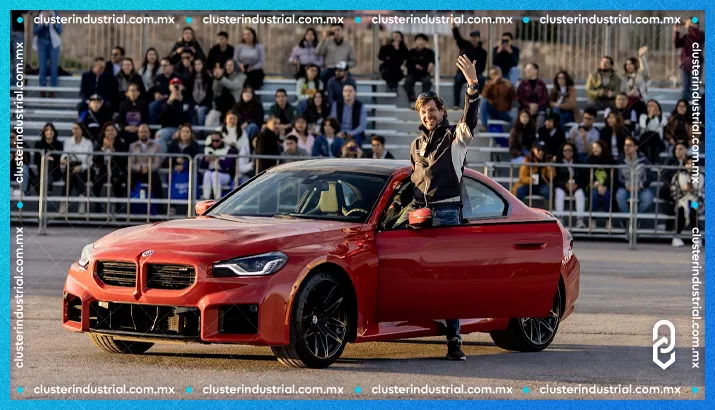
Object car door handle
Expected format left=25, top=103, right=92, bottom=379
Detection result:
left=512, top=242, right=546, bottom=250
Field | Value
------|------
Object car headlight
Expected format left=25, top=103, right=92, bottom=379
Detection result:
left=212, top=251, right=288, bottom=277
left=78, top=243, right=94, bottom=269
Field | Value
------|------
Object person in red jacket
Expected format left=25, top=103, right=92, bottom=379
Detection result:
left=674, top=17, right=704, bottom=102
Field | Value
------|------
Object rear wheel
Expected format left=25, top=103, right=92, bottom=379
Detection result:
left=490, top=284, right=562, bottom=352
left=89, top=333, right=154, bottom=354
left=272, top=271, right=352, bottom=368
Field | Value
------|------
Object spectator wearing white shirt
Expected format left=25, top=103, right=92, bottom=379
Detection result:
left=60, top=122, right=94, bottom=212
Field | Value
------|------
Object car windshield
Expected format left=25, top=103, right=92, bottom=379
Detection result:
left=207, top=170, right=389, bottom=223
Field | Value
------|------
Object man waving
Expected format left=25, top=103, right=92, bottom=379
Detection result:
left=401, top=54, right=481, bottom=360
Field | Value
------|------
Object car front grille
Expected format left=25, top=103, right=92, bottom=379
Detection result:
left=146, top=264, right=196, bottom=290
left=96, top=261, right=137, bottom=287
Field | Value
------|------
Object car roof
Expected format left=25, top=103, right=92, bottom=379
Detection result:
left=270, top=159, right=411, bottom=176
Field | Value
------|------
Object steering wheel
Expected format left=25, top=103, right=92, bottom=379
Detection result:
left=344, top=208, right=369, bottom=217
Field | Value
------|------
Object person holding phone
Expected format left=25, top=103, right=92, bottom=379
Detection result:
left=492, top=32, right=520, bottom=86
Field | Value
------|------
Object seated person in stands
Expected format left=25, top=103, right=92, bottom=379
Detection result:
left=340, top=139, right=364, bottom=159
left=106, top=46, right=125, bottom=76
left=567, top=108, right=599, bottom=162
left=511, top=141, right=554, bottom=202
left=211, top=59, right=247, bottom=120
left=312, top=117, right=344, bottom=158
left=325, top=61, right=357, bottom=106
left=284, top=115, right=315, bottom=154
left=296, top=64, right=323, bottom=102
left=537, top=113, right=566, bottom=159
left=117, top=82, right=148, bottom=146
left=479, top=66, right=515, bottom=131
left=599, top=111, right=628, bottom=161
left=659, top=141, right=689, bottom=232
left=268, top=89, right=297, bottom=137
left=91, top=123, right=127, bottom=212
left=211, top=110, right=244, bottom=148
left=188, top=58, right=213, bottom=127
left=148, top=58, right=178, bottom=124
left=206, top=31, right=235, bottom=70
left=604, top=92, right=637, bottom=136
left=201, top=131, right=238, bottom=200
left=587, top=140, right=615, bottom=229
left=549, top=70, right=578, bottom=127
left=231, top=85, right=263, bottom=138
left=80, top=94, right=113, bottom=144
left=128, top=124, right=164, bottom=210
left=508, top=110, right=537, bottom=163
left=34, top=123, right=64, bottom=187
left=615, top=136, right=654, bottom=216
left=553, top=142, right=587, bottom=229
left=302, top=90, right=330, bottom=135
left=404, top=34, right=435, bottom=107
left=665, top=99, right=694, bottom=147
left=281, top=135, right=309, bottom=163
left=156, top=77, right=192, bottom=152
left=585, top=56, right=621, bottom=112
left=174, top=49, right=195, bottom=83
left=329, top=84, right=367, bottom=147
left=79, top=57, right=117, bottom=115
left=168, top=26, right=206, bottom=65
left=116, top=57, right=145, bottom=104
left=670, top=156, right=703, bottom=247
left=233, top=27, right=266, bottom=90
left=369, top=135, right=394, bottom=159
left=516, top=63, right=549, bottom=123
left=60, top=122, right=95, bottom=213
left=638, top=99, right=667, bottom=165
left=166, top=123, right=201, bottom=175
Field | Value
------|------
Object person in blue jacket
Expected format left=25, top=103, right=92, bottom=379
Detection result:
left=33, top=10, right=62, bottom=87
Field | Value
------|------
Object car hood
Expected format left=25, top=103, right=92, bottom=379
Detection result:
left=92, top=216, right=363, bottom=263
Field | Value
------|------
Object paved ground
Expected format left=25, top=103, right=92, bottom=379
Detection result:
left=10, top=227, right=704, bottom=400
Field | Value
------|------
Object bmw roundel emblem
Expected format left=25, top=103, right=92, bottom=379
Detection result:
left=141, top=250, right=154, bottom=258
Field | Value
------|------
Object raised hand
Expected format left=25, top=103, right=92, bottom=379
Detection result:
left=456, top=54, right=478, bottom=86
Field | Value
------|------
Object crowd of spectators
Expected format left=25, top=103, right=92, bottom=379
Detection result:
left=15, top=15, right=704, bottom=244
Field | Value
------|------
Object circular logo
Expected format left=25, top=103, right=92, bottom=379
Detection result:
left=141, top=250, right=154, bottom=258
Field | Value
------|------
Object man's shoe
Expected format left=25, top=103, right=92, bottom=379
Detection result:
left=446, top=338, right=466, bottom=361
left=672, top=237, right=685, bottom=247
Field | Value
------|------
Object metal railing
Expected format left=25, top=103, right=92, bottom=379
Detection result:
left=11, top=149, right=701, bottom=248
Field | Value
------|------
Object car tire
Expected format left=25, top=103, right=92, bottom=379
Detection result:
left=490, top=282, right=563, bottom=352
left=272, top=271, right=352, bottom=368
left=89, top=333, right=154, bottom=354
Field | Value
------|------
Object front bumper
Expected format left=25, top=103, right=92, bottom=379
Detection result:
left=62, top=261, right=291, bottom=346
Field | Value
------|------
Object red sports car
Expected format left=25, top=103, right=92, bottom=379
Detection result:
left=63, top=159, right=580, bottom=368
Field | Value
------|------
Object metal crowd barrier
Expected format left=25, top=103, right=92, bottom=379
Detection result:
left=11, top=150, right=701, bottom=249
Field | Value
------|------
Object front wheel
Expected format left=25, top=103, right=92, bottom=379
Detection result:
left=490, top=284, right=562, bottom=352
left=272, top=271, right=352, bottom=368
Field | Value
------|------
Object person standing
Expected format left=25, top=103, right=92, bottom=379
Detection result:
left=674, top=18, right=705, bottom=102
left=33, top=10, right=62, bottom=88
left=451, top=22, right=486, bottom=108
left=398, top=55, right=480, bottom=361
left=254, top=116, right=281, bottom=174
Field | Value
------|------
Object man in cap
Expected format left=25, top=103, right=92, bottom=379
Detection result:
left=325, top=61, right=357, bottom=106
left=451, top=22, right=487, bottom=108
left=80, top=94, right=113, bottom=143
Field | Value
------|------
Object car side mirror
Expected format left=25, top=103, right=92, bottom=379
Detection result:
left=408, top=208, right=432, bottom=229
left=195, top=200, right=215, bottom=216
